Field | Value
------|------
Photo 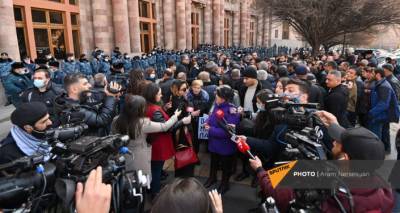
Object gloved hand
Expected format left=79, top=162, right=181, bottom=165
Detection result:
left=174, top=109, right=182, bottom=117
left=182, top=115, right=192, bottom=124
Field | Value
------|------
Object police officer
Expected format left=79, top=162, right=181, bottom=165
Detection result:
left=3, top=62, right=32, bottom=107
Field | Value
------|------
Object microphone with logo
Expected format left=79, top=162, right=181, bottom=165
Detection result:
left=215, top=109, right=255, bottom=160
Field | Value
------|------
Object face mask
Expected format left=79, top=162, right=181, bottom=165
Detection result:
left=104, top=59, right=109, bottom=62
left=256, top=103, right=265, bottom=111
left=150, top=74, right=156, bottom=79
left=32, top=128, right=47, bottom=140
left=283, top=92, right=301, bottom=103
left=68, top=57, right=74, bottom=61
left=33, top=79, right=46, bottom=89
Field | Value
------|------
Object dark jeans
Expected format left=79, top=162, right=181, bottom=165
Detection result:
left=151, top=160, right=164, bottom=195
left=382, top=122, right=391, bottom=152
left=209, top=153, right=235, bottom=182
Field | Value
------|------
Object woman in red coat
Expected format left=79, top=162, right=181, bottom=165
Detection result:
left=143, top=83, right=191, bottom=197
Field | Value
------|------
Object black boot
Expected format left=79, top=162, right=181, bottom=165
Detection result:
left=218, top=154, right=233, bottom=194
left=204, top=153, right=218, bottom=188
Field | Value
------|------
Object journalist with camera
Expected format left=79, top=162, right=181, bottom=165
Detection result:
left=0, top=102, right=52, bottom=165
left=54, top=73, right=121, bottom=136
left=249, top=111, right=394, bottom=213
left=239, top=79, right=329, bottom=164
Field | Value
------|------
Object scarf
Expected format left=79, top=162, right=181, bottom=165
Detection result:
left=11, top=125, right=51, bottom=161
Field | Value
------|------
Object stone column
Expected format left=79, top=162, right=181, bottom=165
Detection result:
left=212, top=0, right=221, bottom=45
left=185, top=0, right=192, bottom=50
left=220, top=6, right=225, bottom=46
left=112, top=0, right=131, bottom=53
left=163, top=0, right=176, bottom=50
left=257, top=15, right=263, bottom=46
left=203, top=0, right=212, bottom=44
left=156, top=0, right=164, bottom=47
left=0, top=0, right=20, bottom=60
left=127, top=0, right=141, bottom=53
left=240, top=1, right=249, bottom=47
left=79, top=0, right=95, bottom=55
left=232, top=11, right=240, bottom=47
left=92, top=0, right=114, bottom=53
left=176, top=0, right=186, bottom=50
left=262, top=9, right=269, bottom=47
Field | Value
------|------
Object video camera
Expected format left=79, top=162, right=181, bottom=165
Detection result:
left=262, top=96, right=327, bottom=160
left=0, top=134, right=148, bottom=213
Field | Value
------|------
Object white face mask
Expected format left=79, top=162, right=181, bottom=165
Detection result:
left=150, top=74, right=156, bottom=79
left=256, top=103, right=265, bottom=111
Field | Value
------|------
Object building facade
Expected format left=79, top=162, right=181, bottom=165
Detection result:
left=0, top=0, right=304, bottom=61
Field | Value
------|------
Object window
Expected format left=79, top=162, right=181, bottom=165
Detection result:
left=249, top=17, right=256, bottom=46
left=71, top=13, right=78, bottom=25
left=69, top=0, right=77, bottom=5
left=275, top=29, right=279, bottom=39
left=139, top=0, right=157, bottom=53
left=31, top=9, right=68, bottom=58
left=224, top=16, right=231, bottom=47
left=72, top=30, right=80, bottom=57
left=32, top=10, right=47, bottom=23
left=191, top=12, right=200, bottom=49
left=50, top=11, right=63, bottom=24
left=34, top=29, right=50, bottom=57
left=282, top=21, right=290, bottom=40
left=14, top=7, right=23, bottom=21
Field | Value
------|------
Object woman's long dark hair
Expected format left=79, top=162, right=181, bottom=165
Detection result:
left=254, top=89, right=275, bottom=139
left=142, top=83, right=161, bottom=104
left=127, top=69, right=145, bottom=95
left=114, top=95, right=146, bottom=140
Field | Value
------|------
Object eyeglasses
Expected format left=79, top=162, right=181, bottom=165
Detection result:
left=180, top=88, right=187, bottom=92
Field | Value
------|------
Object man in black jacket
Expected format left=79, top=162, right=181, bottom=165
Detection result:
left=325, top=70, right=351, bottom=128
left=0, top=102, right=52, bottom=165
left=159, top=69, right=174, bottom=104
left=295, top=65, right=324, bottom=108
left=383, top=64, right=400, bottom=102
left=21, top=68, right=64, bottom=125
left=54, top=73, right=120, bottom=136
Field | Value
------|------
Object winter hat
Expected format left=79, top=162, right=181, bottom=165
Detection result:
left=11, top=62, right=25, bottom=70
left=11, top=102, right=48, bottom=129
left=243, top=66, right=258, bottom=79
left=295, top=65, right=308, bottom=76
left=382, top=64, right=394, bottom=72
left=328, top=124, right=384, bottom=160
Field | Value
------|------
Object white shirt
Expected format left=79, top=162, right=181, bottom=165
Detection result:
left=244, top=82, right=258, bottom=112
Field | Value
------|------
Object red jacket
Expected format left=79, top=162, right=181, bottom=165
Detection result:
left=257, top=170, right=394, bottom=213
left=146, top=104, right=175, bottom=161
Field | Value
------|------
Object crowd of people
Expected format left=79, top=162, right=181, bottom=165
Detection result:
left=0, top=43, right=399, bottom=212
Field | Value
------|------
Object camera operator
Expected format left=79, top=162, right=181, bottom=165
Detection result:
left=238, top=79, right=314, bottom=163
left=54, top=73, right=120, bottom=136
left=249, top=111, right=394, bottom=213
left=0, top=102, right=52, bottom=164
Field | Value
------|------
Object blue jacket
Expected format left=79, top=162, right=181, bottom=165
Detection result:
left=51, top=69, right=66, bottom=85
left=62, top=60, right=79, bottom=75
left=123, top=58, right=133, bottom=72
left=3, top=73, right=33, bottom=107
left=369, top=78, right=400, bottom=123
left=98, top=60, right=111, bottom=75
left=0, top=59, right=14, bottom=79
left=90, top=59, right=101, bottom=74
left=207, top=102, right=241, bottom=156
left=79, top=60, right=93, bottom=76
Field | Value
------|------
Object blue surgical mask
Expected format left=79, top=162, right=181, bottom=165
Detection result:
left=283, top=92, right=301, bottom=103
left=33, top=79, right=46, bottom=89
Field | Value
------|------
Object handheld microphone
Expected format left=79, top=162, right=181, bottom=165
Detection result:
left=215, top=109, right=255, bottom=159
left=236, top=137, right=256, bottom=160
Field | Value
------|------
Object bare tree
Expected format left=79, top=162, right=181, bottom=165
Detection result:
left=256, top=0, right=400, bottom=55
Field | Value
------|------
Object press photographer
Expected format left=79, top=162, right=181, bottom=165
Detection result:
left=54, top=73, right=121, bottom=136
left=0, top=102, right=52, bottom=165
left=248, top=111, right=394, bottom=213
left=238, top=79, right=329, bottom=164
